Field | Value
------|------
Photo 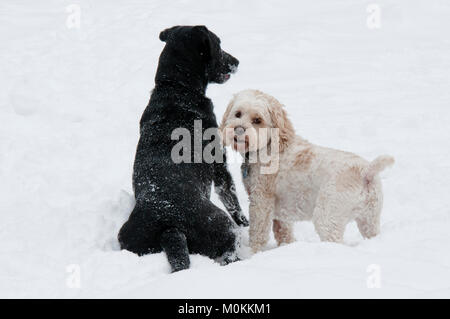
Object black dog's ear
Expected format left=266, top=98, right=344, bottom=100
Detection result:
left=159, top=26, right=177, bottom=42
left=192, top=25, right=208, bottom=34
left=192, top=25, right=212, bottom=61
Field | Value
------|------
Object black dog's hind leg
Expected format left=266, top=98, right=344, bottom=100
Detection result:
left=118, top=208, right=161, bottom=256
left=160, top=228, right=190, bottom=273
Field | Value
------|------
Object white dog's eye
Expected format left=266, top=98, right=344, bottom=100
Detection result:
left=252, top=117, right=262, bottom=124
left=235, top=111, right=241, bottom=118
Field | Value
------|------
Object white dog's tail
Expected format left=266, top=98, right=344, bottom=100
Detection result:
left=363, top=155, right=395, bottom=183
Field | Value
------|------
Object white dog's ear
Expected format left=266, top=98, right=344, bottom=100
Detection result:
left=219, top=96, right=235, bottom=131
left=267, top=97, right=295, bottom=152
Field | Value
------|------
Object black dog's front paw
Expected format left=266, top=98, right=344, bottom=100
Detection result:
left=232, top=213, right=249, bottom=227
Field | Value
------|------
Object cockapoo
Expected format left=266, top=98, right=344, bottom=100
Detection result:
left=220, top=89, right=394, bottom=252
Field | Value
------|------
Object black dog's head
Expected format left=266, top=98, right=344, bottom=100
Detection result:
left=158, top=25, right=239, bottom=85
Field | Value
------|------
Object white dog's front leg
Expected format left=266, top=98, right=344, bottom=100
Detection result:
left=249, top=193, right=275, bottom=253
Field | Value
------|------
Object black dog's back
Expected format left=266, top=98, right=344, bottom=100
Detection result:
left=133, top=86, right=215, bottom=198
left=120, top=88, right=216, bottom=254
left=118, top=26, right=247, bottom=272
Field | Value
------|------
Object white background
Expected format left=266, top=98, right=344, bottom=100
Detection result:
left=1, top=0, right=449, bottom=298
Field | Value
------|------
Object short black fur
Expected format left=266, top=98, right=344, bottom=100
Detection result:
left=118, top=26, right=248, bottom=272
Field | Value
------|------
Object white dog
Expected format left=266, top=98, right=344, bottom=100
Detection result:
left=220, top=89, right=394, bottom=252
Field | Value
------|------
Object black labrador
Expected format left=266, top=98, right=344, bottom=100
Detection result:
left=118, top=26, right=248, bottom=272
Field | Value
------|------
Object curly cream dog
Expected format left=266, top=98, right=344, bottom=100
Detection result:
left=220, top=89, right=394, bottom=252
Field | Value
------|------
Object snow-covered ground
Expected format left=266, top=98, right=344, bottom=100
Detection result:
left=1, top=0, right=450, bottom=298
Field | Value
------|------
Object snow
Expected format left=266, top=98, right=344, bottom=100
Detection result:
left=1, top=0, right=450, bottom=298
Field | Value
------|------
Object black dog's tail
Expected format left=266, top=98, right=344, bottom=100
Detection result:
left=160, top=228, right=190, bottom=273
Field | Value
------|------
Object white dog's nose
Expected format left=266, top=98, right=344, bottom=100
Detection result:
left=234, top=126, right=245, bottom=136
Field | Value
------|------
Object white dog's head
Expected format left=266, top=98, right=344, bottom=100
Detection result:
left=220, top=89, right=294, bottom=154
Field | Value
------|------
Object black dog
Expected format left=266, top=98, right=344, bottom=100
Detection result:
left=118, top=26, right=248, bottom=272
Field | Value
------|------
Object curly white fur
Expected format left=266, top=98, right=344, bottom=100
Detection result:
left=220, top=89, right=394, bottom=253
